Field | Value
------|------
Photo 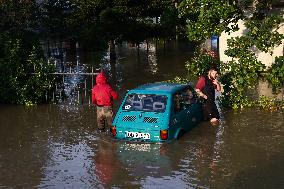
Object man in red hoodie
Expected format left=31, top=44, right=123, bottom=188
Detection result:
left=92, top=72, right=118, bottom=132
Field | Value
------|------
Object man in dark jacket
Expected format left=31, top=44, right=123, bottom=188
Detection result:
left=195, top=67, right=221, bottom=124
left=92, top=72, right=118, bottom=132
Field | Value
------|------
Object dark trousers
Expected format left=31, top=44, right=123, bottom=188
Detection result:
left=203, top=101, right=220, bottom=121
left=96, top=106, right=114, bottom=130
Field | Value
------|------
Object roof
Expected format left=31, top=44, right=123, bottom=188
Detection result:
left=128, top=82, right=191, bottom=95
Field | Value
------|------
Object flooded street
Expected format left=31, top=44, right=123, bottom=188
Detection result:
left=0, top=42, right=283, bottom=189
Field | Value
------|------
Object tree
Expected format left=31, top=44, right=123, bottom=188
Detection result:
left=68, top=0, right=182, bottom=47
left=178, top=0, right=242, bottom=41
left=179, top=0, right=284, bottom=109
left=0, top=0, right=36, bottom=36
left=0, top=1, right=56, bottom=105
left=39, top=0, right=76, bottom=39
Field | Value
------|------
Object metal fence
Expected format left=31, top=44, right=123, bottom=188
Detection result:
left=49, top=59, right=101, bottom=105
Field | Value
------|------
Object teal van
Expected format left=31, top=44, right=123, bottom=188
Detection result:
left=111, top=82, right=203, bottom=142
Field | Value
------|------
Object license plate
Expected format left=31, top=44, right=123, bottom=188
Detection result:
left=125, top=131, right=150, bottom=139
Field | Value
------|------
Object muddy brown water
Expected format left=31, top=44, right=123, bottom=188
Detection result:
left=0, top=42, right=283, bottom=189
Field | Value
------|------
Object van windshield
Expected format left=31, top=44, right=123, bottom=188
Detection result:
left=122, top=94, right=168, bottom=112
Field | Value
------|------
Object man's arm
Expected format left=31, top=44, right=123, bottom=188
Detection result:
left=195, top=89, right=207, bottom=99
left=195, top=76, right=207, bottom=99
left=110, top=87, right=118, bottom=100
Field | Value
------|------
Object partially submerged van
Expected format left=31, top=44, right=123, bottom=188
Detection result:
left=111, top=82, right=203, bottom=142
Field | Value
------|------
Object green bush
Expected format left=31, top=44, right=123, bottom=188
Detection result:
left=185, top=51, right=220, bottom=77
left=0, top=38, right=55, bottom=105
left=218, top=53, right=266, bottom=109
left=266, top=56, right=284, bottom=91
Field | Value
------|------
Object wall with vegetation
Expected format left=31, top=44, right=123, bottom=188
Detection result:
left=220, top=13, right=284, bottom=67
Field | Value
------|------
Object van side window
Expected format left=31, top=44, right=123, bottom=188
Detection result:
left=181, top=88, right=196, bottom=105
left=174, top=94, right=181, bottom=113
left=174, top=88, right=196, bottom=113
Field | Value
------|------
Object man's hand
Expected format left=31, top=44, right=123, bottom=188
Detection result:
left=212, top=79, right=221, bottom=91
left=195, top=89, right=207, bottom=99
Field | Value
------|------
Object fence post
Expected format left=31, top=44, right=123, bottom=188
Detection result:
left=91, top=66, right=94, bottom=87
left=77, top=91, right=80, bottom=104
left=89, top=90, right=91, bottom=105
left=84, top=79, right=87, bottom=104
left=76, top=42, right=79, bottom=66
left=52, top=91, right=55, bottom=102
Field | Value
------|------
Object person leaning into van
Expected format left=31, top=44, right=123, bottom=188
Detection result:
left=92, top=72, right=118, bottom=132
left=195, top=66, right=221, bottom=125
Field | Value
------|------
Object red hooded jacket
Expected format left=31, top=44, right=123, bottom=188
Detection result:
left=92, top=72, right=118, bottom=106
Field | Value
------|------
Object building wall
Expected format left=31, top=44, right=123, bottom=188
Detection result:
left=219, top=13, right=284, bottom=68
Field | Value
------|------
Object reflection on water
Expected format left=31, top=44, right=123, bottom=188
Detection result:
left=0, top=103, right=283, bottom=189
left=0, top=42, right=283, bottom=188
left=141, top=42, right=158, bottom=75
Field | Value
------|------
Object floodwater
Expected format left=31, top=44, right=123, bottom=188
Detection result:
left=0, top=42, right=283, bottom=189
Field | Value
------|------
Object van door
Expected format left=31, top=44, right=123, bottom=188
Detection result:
left=170, top=93, right=188, bottom=137
left=179, top=87, right=201, bottom=127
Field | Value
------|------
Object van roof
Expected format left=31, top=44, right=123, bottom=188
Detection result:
left=129, top=82, right=190, bottom=95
